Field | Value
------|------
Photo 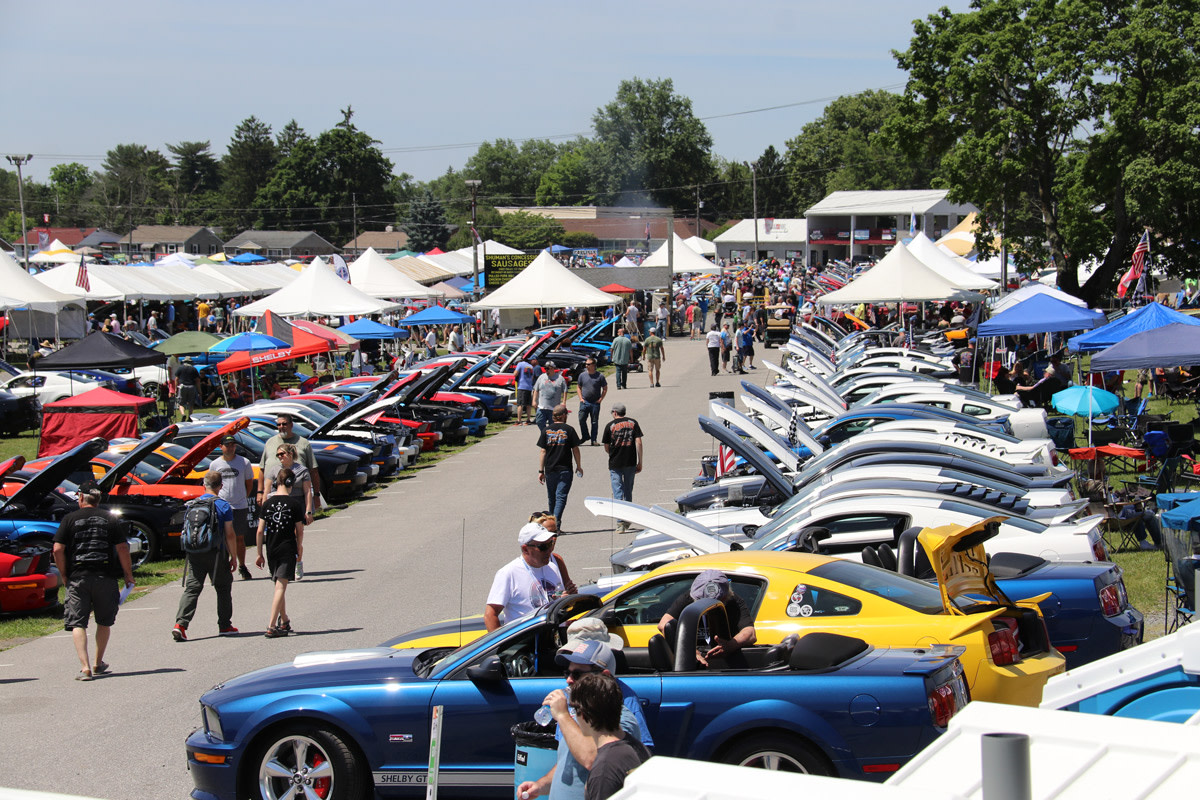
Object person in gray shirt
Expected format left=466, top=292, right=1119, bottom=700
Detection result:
left=575, top=358, right=608, bottom=445
left=533, top=366, right=568, bottom=432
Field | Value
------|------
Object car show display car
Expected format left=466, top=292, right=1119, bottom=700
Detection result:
left=187, top=594, right=970, bottom=798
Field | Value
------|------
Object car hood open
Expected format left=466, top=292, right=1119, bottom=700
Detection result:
left=96, top=424, right=177, bottom=492
left=583, top=497, right=731, bottom=555
left=160, top=417, right=249, bottom=482
left=6, top=438, right=107, bottom=511
left=919, top=516, right=1020, bottom=612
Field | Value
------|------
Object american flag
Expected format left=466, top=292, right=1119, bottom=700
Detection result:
left=1117, top=231, right=1150, bottom=299
left=715, top=444, right=737, bottom=478
left=75, top=255, right=90, bottom=292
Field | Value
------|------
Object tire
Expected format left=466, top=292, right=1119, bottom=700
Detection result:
left=125, top=520, right=158, bottom=567
left=247, top=723, right=366, bottom=800
left=142, top=382, right=161, bottom=401
left=718, top=732, right=832, bottom=775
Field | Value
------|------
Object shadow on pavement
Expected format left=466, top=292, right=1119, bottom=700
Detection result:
left=0, top=677, right=37, bottom=684
left=97, top=667, right=187, bottom=679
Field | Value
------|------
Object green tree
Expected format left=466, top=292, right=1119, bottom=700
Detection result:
left=403, top=188, right=451, bottom=252
left=560, top=231, right=600, bottom=248
left=276, top=119, right=309, bottom=159
left=47, top=162, right=94, bottom=227
left=706, top=158, right=754, bottom=221
left=463, top=138, right=563, bottom=205
left=536, top=141, right=598, bottom=206
left=445, top=204, right=502, bottom=250
left=495, top=210, right=564, bottom=250
left=591, top=78, right=716, bottom=208
left=0, top=210, right=34, bottom=245
left=889, top=0, right=1200, bottom=301
left=221, top=116, right=276, bottom=233
left=786, top=89, right=937, bottom=214
left=167, top=141, right=220, bottom=224
left=88, top=143, right=172, bottom=230
left=753, top=145, right=790, bottom=219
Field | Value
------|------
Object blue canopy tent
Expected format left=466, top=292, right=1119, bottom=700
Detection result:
left=339, top=318, right=408, bottom=340
left=228, top=252, right=268, bottom=264
left=978, top=293, right=1106, bottom=337
left=394, top=306, right=475, bottom=327
left=1090, top=322, right=1200, bottom=371
left=549, top=244, right=572, bottom=254
left=444, top=276, right=471, bottom=290
left=1067, top=302, right=1200, bottom=353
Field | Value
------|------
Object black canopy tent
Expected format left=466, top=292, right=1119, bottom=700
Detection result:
left=37, top=331, right=167, bottom=370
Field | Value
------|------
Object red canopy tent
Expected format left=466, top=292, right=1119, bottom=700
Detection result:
left=599, top=283, right=636, bottom=293
left=217, top=310, right=331, bottom=375
left=39, top=388, right=154, bottom=457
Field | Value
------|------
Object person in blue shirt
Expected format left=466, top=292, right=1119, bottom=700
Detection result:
left=514, top=356, right=540, bottom=426
left=172, top=471, right=239, bottom=641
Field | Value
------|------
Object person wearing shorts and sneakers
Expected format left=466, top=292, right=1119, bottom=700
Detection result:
left=172, top=471, right=239, bottom=642
left=208, top=435, right=255, bottom=580
left=52, top=480, right=135, bottom=681
left=643, top=327, right=664, bottom=387
left=256, top=468, right=305, bottom=638
left=514, top=356, right=538, bottom=426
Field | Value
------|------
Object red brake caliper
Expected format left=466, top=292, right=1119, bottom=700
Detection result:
left=311, top=753, right=330, bottom=799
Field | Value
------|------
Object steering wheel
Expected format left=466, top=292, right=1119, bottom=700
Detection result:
left=504, top=653, right=535, bottom=678
left=614, top=607, right=640, bottom=626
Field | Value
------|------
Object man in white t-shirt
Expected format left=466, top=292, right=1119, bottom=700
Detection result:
left=423, top=327, right=438, bottom=359
left=483, top=522, right=564, bottom=631
left=209, top=436, right=256, bottom=580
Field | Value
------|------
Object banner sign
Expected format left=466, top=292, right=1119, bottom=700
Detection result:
left=853, top=229, right=870, bottom=241
left=484, top=253, right=537, bottom=289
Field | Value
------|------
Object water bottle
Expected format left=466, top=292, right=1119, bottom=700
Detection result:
left=533, top=705, right=553, bottom=726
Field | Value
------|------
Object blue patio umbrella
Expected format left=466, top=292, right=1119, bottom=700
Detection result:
left=394, top=306, right=475, bottom=327
left=228, top=252, right=268, bottom=264
left=208, top=331, right=288, bottom=353
left=1052, top=385, right=1121, bottom=445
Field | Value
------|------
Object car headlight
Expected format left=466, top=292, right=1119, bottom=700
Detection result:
left=202, top=704, right=224, bottom=741
left=334, top=463, right=350, bottom=476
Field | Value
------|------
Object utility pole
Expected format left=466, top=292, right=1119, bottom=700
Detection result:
left=694, top=185, right=701, bottom=238
left=744, top=161, right=759, bottom=262
left=352, top=192, right=358, bottom=252
left=5, top=154, right=32, bottom=268
left=465, top=179, right=482, bottom=297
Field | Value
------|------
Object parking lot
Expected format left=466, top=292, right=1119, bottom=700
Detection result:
left=0, top=338, right=760, bottom=799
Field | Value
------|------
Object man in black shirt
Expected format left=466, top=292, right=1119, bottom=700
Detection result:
left=52, top=481, right=134, bottom=681
left=176, top=357, right=201, bottom=420
left=658, top=570, right=756, bottom=666
left=601, top=403, right=643, bottom=533
left=537, top=405, right=583, bottom=531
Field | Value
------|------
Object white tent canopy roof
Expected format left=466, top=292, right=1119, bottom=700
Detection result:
left=235, top=261, right=403, bottom=317
left=0, top=250, right=85, bottom=311
left=35, top=262, right=145, bottom=302
left=642, top=234, right=719, bottom=274
left=819, top=241, right=983, bottom=304
left=417, top=251, right=476, bottom=278
left=349, top=247, right=443, bottom=299
left=907, top=232, right=998, bottom=290
left=684, top=235, right=716, bottom=256
left=451, top=239, right=524, bottom=258
left=469, top=251, right=621, bottom=310
left=991, top=282, right=1087, bottom=313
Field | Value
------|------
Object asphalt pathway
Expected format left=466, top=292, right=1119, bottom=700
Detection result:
left=0, top=334, right=773, bottom=799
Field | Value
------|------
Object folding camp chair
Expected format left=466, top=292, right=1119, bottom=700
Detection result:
left=1123, top=455, right=1181, bottom=497
left=1163, top=526, right=1197, bottom=634
left=1102, top=500, right=1150, bottom=553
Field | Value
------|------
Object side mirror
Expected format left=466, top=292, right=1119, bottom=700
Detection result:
left=466, top=655, right=506, bottom=683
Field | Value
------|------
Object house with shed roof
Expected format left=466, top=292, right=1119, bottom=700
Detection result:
left=343, top=228, right=410, bottom=256
left=118, top=225, right=224, bottom=260
left=13, top=227, right=123, bottom=260
left=224, top=230, right=338, bottom=259
left=804, top=190, right=978, bottom=266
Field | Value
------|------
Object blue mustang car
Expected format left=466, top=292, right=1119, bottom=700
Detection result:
left=186, top=595, right=969, bottom=799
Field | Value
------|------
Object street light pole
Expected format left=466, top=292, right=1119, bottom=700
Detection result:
left=5, top=154, right=32, bottom=268
left=465, top=179, right=482, bottom=297
left=745, top=161, right=759, bottom=262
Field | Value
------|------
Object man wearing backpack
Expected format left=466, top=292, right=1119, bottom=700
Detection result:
left=172, top=471, right=239, bottom=641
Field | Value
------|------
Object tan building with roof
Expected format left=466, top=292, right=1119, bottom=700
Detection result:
left=343, top=228, right=410, bottom=256
left=118, top=225, right=225, bottom=260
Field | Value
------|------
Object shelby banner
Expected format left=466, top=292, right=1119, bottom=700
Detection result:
left=484, top=253, right=537, bottom=289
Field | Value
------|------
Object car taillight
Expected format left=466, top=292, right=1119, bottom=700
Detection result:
left=1050, top=449, right=1059, bottom=466
left=1099, top=583, right=1122, bottom=617
left=1092, top=538, right=1109, bottom=561
left=928, top=684, right=956, bottom=728
left=988, top=621, right=1023, bottom=666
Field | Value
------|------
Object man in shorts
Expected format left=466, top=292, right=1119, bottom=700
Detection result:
left=176, top=357, right=201, bottom=420
left=514, top=356, right=539, bottom=426
left=208, top=435, right=255, bottom=580
left=52, top=481, right=135, bottom=680
left=643, top=326, right=665, bottom=388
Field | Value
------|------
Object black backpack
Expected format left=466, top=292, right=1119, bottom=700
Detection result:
left=181, top=497, right=221, bottom=554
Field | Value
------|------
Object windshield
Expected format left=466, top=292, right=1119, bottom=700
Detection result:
left=850, top=389, right=883, bottom=410
left=809, top=560, right=945, bottom=614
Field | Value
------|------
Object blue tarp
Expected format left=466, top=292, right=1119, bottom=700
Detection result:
left=1162, top=496, right=1200, bottom=531
left=978, top=293, right=1106, bottom=337
left=1067, top=302, right=1200, bottom=353
left=339, top=318, right=408, bottom=340
left=444, top=276, right=471, bottom=290
left=1090, top=322, right=1200, bottom=371
left=394, top=306, right=475, bottom=327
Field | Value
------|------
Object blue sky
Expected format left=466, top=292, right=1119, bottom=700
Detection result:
left=2, top=0, right=970, bottom=184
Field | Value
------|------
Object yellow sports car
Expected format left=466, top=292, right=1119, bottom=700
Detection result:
left=390, top=517, right=1065, bottom=706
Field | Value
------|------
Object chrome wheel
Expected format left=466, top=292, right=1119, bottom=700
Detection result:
left=258, top=734, right=335, bottom=799
left=736, top=748, right=810, bottom=771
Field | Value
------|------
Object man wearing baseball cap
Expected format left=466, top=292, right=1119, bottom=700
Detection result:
left=208, top=435, right=255, bottom=580
left=483, top=522, right=565, bottom=632
left=517, top=620, right=652, bottom=800
left=657, top=569, right=756, bottom=665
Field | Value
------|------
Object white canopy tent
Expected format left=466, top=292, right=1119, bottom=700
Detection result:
left=234, top=261, right=403, bottom=317
left=991, top=282, right=1088, bottom=313
left=0, top=250, right=87, bottom=338
left=0, top=250, right=88, bottom=311
left=642, top=234, right=720, bottom=274
left=417, top=251, right=475, bottom=278
left=36, top=261, right=142, bottom=301
left=469, top=251, right=621, bottom=310
left=140, top=263, right=244, bottom=299
left=683, top=235, right=716, bottom=256
left=451, top=239, right=524, bottom=258
left=819, top=241, right=983, bottom=304
left=613, top=256, right=639, bottom=267
left=29, top=238, right=91, bottom=265
left=348, top=248, right=443, bottom=299
left=907, top=232, right=998, bottom=290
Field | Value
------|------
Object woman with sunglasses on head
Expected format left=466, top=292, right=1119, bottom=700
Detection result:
left=255, top=468, right=304, bottom=638
left=261, top=443, right=312, bottom=579
left=484, top=520, right=566, bottom=632
left=530, top=512, right=578, bottom=596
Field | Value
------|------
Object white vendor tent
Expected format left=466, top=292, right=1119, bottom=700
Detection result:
left=36, top=261, right=143, bottom=301
left=907, top=232, right=998, bottom=290
left=642, top=234, right=719, bottom=274
left=29, top=238, right=91, bottom=265
left=0, top=250, right=87, bottom=311
left=991, top=282, right=1087, bottom=314
left=451, top=239, right=524, bottom=258
left=235, top=261, right=403, bottom=317
left=470, top=251, right=621, bottom=310
left=390, top=256, right=455, bottom=285
left=684, top=235, right=716, bottom=256
left=417, top=251, right=475, bottom=278
left=0, top=250, right=87, bottom=338
left=820, top=242, right=984, bottom=304
left=348, top=248, right=443, bottom=299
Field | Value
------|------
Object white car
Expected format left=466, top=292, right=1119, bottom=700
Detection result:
left=0, top=371, right=112, bottom=404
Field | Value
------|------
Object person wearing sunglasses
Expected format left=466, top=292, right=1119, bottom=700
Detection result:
left=259, top=414, right=321, bottom=520
left=484, top=521, right=565, bottom=632
left=262, top=443, right=313, bottom=578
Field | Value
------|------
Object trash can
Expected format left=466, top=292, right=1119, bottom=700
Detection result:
left=512, top=721, right=557, bottom=797
left=1046, top=416, right=1076, bottom=450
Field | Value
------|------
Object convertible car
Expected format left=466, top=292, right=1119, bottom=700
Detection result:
left=187, top=595, right=969, bottom=798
